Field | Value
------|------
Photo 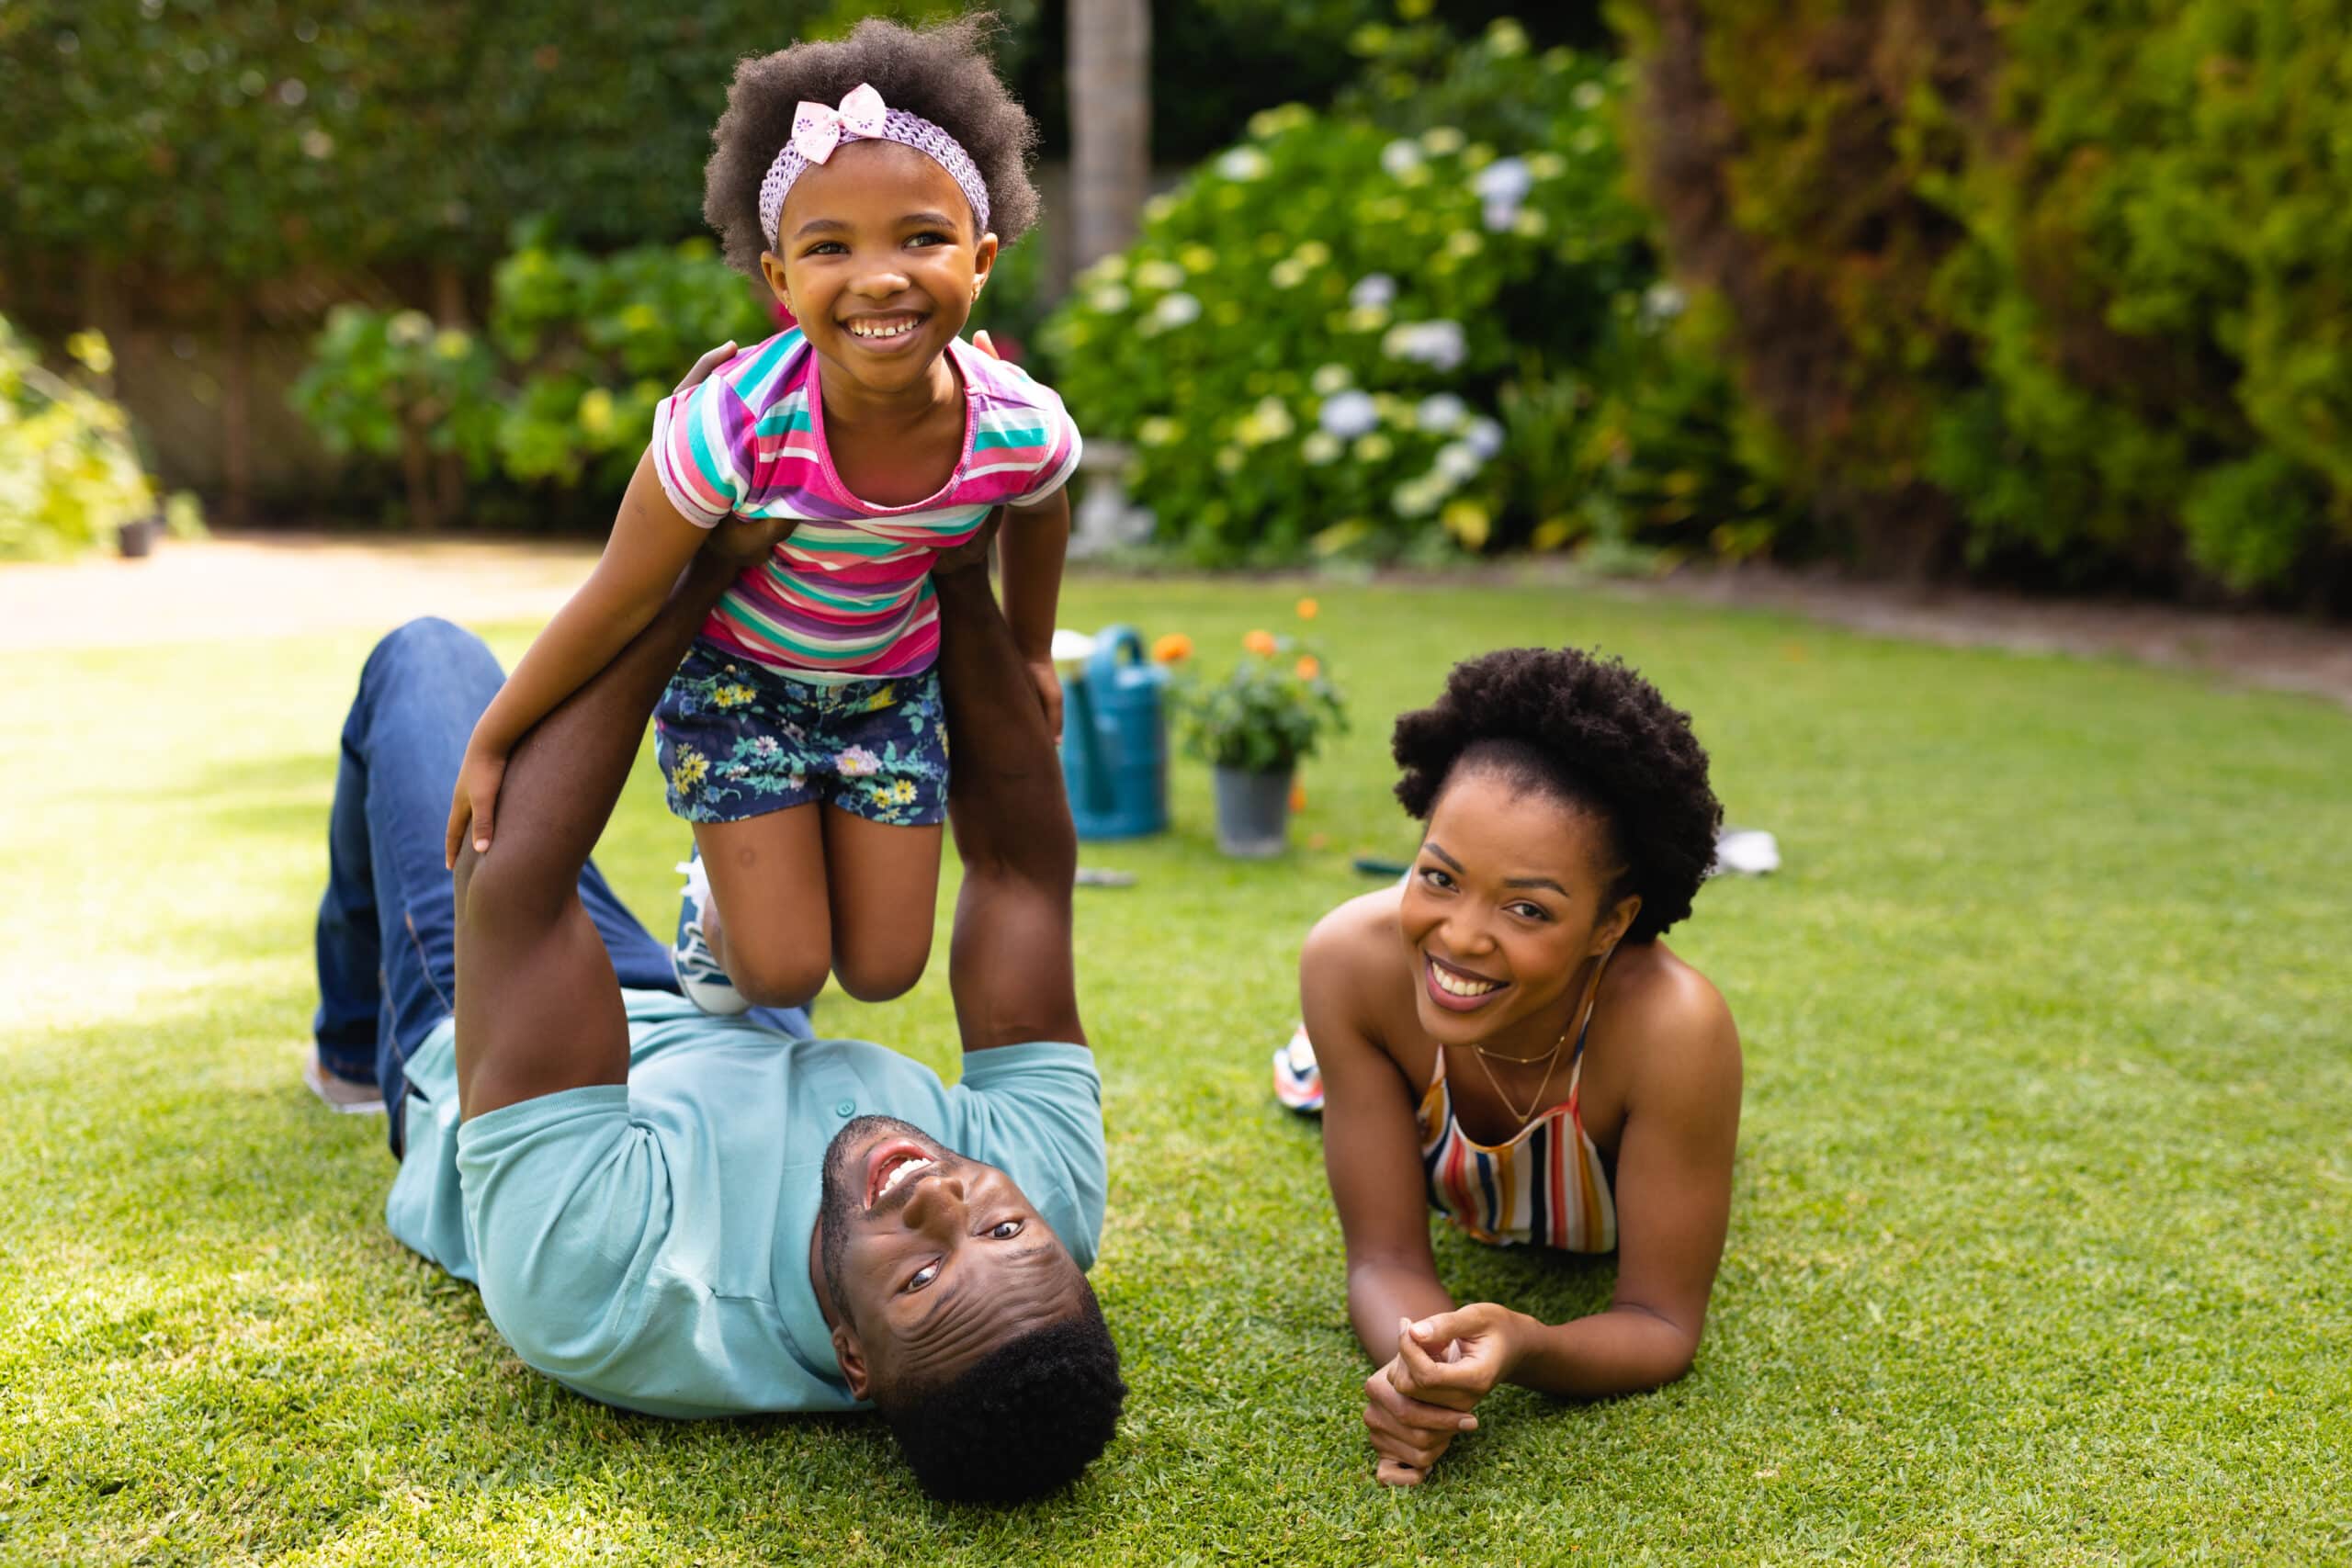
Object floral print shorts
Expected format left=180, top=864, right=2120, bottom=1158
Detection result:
left=652, top=641, right=949, bottom=828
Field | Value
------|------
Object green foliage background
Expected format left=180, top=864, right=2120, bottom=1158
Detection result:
left=0, top=320, right=155, bottom=559
left=1618, top=0, right=2352, bottom=600
left=1041, top=22, right=1779, bottom=566
left=0, top=0, right=1035, bottom=278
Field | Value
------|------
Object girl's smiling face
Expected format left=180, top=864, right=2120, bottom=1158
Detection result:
left=761, top=140, right=997, bottom=397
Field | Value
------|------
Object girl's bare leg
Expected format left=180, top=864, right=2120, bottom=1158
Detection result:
left=820, top=806, right=945, bottom=1002
left=695, top=805, right=832, bottom=1009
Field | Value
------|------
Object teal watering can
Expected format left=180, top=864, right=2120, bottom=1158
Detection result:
left=1058, top=625, right=1169, bottom=840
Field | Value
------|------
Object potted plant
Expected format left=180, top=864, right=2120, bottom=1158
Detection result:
left=1169, top=603, right=1345, bottom=857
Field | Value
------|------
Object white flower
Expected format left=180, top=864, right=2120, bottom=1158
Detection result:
left=1151, top=291, right=1202, bottom=328
left=1380, top=320, right=1467, bottom=372
left=1420, top=126, right=1466, bottom=156
left=1311, top=363, right=1353, bottom=396
left=1380, top=140, right=1424, bottom=178
left=1642, top=281, right=1688, bottom=322
left=1217, top=146, right=1271, bottom=181
left=1302, top=431, right=1342, bottom=465
left=1269, top=257, right=1309, bottom=289
left=1572, top=81, right=1607, bottom=112
left=1416, top=393, right=1469, bottom=433
left=387, top=310, right=433, bottom=346
left=1349, top=273, right=1397, bottom=310
left=1471, top=157, right=1532, bottom=209
left=1483, top=202, right=1520, bottom=233
left=1087, top=284, right=1131, bottom=313
left=1317, top=389, right=1380, bottom=440
left=1464, top=416, right=1505, bottom=459
left=1133, top=259, right=1186, bottom=291
left=1434, top=442, right=1483, bottom=482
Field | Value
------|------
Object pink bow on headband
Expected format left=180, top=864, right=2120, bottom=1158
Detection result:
left=791, top=83, right=888, bottom=164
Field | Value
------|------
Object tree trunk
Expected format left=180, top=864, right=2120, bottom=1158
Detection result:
left=431, top=263, right=469, bottom=528
left=220, top=295, right=253, bottom=527
left=1068, top=0, right=1151, bottom=272
left=400, top=418, right=440, bottom=533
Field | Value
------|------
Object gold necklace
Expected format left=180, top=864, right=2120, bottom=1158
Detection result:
left=1465, top=1023, right=1571, bottom=1128
left=1455, top=947, right=1614, bottom=1129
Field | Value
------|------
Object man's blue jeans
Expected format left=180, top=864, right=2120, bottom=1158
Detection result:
left=311, top=617, right=809, bottom=1151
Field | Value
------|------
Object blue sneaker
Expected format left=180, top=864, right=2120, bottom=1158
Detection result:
left=673, top=852, right=751, bottom=1016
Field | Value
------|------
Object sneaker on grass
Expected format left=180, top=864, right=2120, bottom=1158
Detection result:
left=303, top=1054, right=385, bottom=1114
left=673, top=852, right=752, bottom=1016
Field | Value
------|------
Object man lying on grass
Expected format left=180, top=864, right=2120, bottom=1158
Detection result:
left=305, top=509, right=1123, bottom=1503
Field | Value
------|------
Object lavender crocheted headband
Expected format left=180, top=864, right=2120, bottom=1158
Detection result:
left=758, top=83, right=992, bottom=252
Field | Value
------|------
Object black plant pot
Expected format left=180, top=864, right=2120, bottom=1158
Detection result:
left=117, top=516, right=159, bottom=558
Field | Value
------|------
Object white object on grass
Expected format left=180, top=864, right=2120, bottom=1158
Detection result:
left=1712, top=828, right=1781, bottom=877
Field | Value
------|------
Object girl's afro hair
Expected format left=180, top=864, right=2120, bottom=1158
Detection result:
left=703, top=11, right=1042, bottom=276
left=1390, top=648, right=1723, bottom=944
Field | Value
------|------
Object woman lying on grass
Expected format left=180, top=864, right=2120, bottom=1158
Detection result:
left=1290, top=648, right=1742, bottom=1485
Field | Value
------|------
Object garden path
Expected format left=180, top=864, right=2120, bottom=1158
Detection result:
left=5, top=532, right=2347, bottom=711
left=0, top=532, right=594, bottom=652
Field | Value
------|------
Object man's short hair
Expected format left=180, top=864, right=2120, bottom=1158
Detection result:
left=875, top=1290, right=1125, bottom=1503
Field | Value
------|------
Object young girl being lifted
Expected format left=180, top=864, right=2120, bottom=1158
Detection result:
left=446, top=14, right=1080, bottom=1013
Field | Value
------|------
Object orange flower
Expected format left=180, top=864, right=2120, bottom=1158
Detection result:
left=1295, top=655, right=1321, bottom=681
left=1243, top=628, right=1278, bottom=657
left=1296, top=596, right=1319, bottom=620
left=1289, top=782, right=1307, bottom=813
left=1151, top=632, right=1193, bottom=664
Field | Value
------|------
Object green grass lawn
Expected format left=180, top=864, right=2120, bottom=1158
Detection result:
left=2, top=574, right=2346, bottom=1564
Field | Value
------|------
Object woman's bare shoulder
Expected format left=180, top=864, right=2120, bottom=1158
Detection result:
left=1303, top=885, right=1406, bottom=983
left=1613, top=942, right=1742, bottom=1102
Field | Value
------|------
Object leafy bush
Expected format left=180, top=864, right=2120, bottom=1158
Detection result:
left=289, top=215, right=1074, bottom=523
left=288, top=307, right=500, bottom=516
left=1619, top=0, right=2352, bottom=599
left=1040, top=19, right=1776, bottom=565
left=0, top=320, right=166, bottom=560
left=484, top=227, right=776, bottom=491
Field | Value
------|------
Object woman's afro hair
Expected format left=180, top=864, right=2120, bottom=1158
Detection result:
left=1391, top=648, right=1722, bottom=944
left=702, top=11, right=1041, bottom=276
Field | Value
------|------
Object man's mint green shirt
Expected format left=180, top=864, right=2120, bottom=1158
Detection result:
left=384, top=988, right=1104, bottom=1418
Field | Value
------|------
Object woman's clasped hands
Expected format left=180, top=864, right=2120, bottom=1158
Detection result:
left=1361, top=1303, right=1528, bottom=1486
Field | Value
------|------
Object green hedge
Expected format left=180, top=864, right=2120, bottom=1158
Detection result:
left=0, top=1, right=1034, bottom=278
left=1619, top=0, right=2352, bottom=599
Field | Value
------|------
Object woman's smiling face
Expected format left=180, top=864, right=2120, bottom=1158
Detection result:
left=1396, top=765, right=1639, bottom=1048
left=761, top=139, right=997, bottom=395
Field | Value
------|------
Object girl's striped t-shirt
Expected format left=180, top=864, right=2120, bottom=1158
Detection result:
left=650, top=328, right=1081, bottom=683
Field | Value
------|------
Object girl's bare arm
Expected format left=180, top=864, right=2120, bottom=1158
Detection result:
left=444, top=452, right=713, bottom=865
left=994, top=489, right=1071, bottom=739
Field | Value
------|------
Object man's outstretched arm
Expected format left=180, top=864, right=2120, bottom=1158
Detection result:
left=935, top=547, right=1086, bottom=1054
left=451, top=543, right=759, bottom=1118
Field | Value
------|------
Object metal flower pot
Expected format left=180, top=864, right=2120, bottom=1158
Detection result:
left=1211, top=764, right=1294, bottom=858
